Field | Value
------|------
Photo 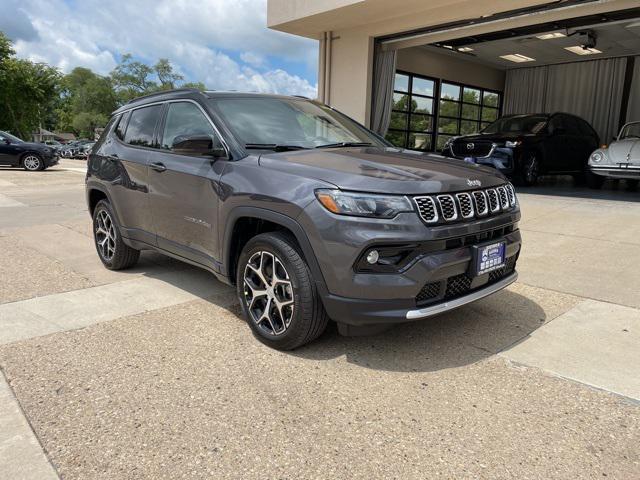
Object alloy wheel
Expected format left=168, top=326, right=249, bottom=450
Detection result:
left=243, top=251, right=294, bottom=336
left=95, top=209, right=116, bottom=261
left=23, top=155, right=41, bottom=171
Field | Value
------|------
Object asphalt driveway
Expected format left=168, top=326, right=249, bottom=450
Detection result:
left=0, top=160, right=638, bottom=479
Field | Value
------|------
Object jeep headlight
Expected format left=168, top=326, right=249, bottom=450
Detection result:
left=590, top=151, right=603, bottom=163
left=505, top=140, right=522, bottom=148
left=315, top=189, right=413, bottom=218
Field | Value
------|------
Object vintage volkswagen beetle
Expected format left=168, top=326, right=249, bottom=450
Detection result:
left=588, top=121, right=640, bottom=190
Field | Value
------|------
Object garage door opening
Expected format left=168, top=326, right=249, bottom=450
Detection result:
left=373, top=7, right=640, bottom=155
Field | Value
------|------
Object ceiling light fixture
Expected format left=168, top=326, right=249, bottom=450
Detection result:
left=500, top=54, right=536, bottom=63
left=536, top=32, right=566, bottom=40
left=564, top=46, right=602, bottom=55
left=458, top=46, right=474, bottom=52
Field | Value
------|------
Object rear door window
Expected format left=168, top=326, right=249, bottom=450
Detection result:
left=115, top=111, right=130, bottom=141
left=124, top=105, right=162, bottom=147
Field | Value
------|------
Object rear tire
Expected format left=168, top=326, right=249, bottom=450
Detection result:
left=236, top=231, right=328, bottom=350
left=586, top=171, right=605, bottom=190
left=92, top=200, right=140, bottom=270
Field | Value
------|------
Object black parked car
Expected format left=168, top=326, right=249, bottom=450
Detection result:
left=86, top=89, right=521, bottom=350
left=0, top=130, right=59, bottom=171
left=442, top=113, right=600, bottom=186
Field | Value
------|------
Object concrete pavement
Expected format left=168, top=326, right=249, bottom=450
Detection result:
left=0, top=162, right=639, bottom=478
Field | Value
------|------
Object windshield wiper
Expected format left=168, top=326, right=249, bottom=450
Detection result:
left=315, top=142, right=372, bottom=149
left=245, top=143, right=309, bottom=152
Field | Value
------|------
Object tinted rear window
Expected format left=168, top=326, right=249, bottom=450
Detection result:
left=115, top=111, right=130, bottom=141
left=124, top=105, right=161, bottom=147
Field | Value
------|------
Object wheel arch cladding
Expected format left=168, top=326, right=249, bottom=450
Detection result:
left=88, top=188, right=109, bottom=215
left=224, top=207, right=327, bottom=290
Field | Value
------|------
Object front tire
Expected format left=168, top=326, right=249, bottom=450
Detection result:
left=22, top=154, right=44, bottom=171
left=236, top=232, right=328, bottom=350
left=92, top=200, right=140, bottom=270
left=517, top=151, right=539, bottom=186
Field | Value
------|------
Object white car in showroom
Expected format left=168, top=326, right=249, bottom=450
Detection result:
left=588, top=121, right=640, bottom=190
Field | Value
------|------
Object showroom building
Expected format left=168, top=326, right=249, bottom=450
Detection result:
left=267, top=0, right=640, bottom=152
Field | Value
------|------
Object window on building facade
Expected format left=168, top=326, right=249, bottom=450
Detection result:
left=385, top=72, right=501, bottom=152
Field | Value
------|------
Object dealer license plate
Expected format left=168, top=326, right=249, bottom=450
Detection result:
left=473, top=241, right=506, bottom=276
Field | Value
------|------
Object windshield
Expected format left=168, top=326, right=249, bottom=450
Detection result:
left=0, top=131, right=24, bottom=143
left=619, top=122, right=640, bottom=140
left=211, top=97, right=386, bottom=149
left=482, top=116, right=548, bottom=135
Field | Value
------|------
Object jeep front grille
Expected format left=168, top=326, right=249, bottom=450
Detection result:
left=486, top=188, right=500, bottom=213
left=436, top=195, right=458, bottom=222
left=497, top=186, right=509, bottom=210
left=472, top=190, right=488, bottom=216
left=455, top=193, right=474, bottom=219
left=414, top=183, right=517, bottom=225
left=413, top=196, right=438, bottom=224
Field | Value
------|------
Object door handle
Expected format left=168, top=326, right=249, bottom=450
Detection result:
left=150, top=162, right=167, bottom=172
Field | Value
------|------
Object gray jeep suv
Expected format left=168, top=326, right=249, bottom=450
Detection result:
left=86, top=89, right=521, bottom=350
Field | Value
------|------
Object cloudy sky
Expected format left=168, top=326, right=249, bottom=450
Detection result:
left=0, top=0, right=319, bottom=97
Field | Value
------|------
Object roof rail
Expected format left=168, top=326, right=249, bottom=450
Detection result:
left=124, top=88, right=202, bottom=105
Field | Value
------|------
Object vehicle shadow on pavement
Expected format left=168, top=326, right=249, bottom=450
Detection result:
left=129, top=255, right=547, bottom=374
left=291, top=288, right=546, bottom=373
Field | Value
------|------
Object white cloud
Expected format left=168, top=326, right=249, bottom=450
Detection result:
left=3, top=0, right=318, bottom=97
left=240, top=52, right=268, bottom=69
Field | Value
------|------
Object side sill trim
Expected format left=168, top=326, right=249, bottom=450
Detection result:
left=405, top=272, right=518, bottom=320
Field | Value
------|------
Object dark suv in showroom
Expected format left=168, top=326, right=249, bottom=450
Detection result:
left=86, top=89, right=521, bottom=349
left=442, top=113, right=599, bottom=186
left=0, top=130, right=59, bottom=171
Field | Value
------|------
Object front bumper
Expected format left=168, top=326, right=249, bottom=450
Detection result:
left=299, top=200, right=521, bottom=326
left=590, top=164, right=640, bottom=179
left=43, top=151, right=59, bottom=167
left=444, top=146, right=516, bottom=175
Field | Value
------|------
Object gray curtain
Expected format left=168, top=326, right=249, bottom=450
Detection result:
left=626, top=57, right=640, bottom=124
left=371, top=48, right=397, bottom=136
left=503, top=65, right=548, bottom=114
left=504, top=57, right=628, bottom=143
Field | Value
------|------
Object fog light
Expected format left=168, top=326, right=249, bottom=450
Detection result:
left=366, top=250, right=379, bottom=264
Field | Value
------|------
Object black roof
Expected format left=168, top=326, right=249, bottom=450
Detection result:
left=113, top=88, right=312, bottom=115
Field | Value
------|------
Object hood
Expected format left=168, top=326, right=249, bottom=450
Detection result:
left=608, top=138, right=638, bottom=163
left=258, top=147, right=506, bottom=194
left=15, top=141, right=49, bottom=151
left=452, top=132, right=532, bottom=143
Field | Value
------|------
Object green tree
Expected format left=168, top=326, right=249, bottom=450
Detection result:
left=182, top=81, right=206, bottom=90
left=0, top=32, right=61, bottom=138
left=72, top=111, right=109, bottom=138
left=56, top=66, right=117, bottom=136
left=110, top=53, right=156, bottom=103
left=111, top=54, right=203, bottom=102
left=154, top=58, right=183, bottom=90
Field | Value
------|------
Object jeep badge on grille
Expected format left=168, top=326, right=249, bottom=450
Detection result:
left=467, top=143, right=474, bottom=150
left=467, top=179, right=481, bottom=187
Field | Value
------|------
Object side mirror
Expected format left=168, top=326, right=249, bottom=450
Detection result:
left=2, top=138, right=11, bottom=145
left=171, top=134, right=227, bottom=159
